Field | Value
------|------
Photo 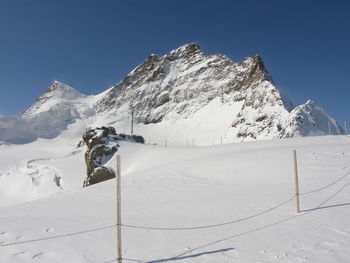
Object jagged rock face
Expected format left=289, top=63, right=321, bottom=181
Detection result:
left=97, top=44, right=280, bottom=120
left=83, top=126, right=118, bottom=187
left=82, top=126, right=144, bottom=187
left=96, top=43, right=296, bottom=140
left=232, top=80, right=293, bottom=139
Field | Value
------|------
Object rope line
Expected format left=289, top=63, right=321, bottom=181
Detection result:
left=103, top=258, right=142, bottom=263
left=1, top=170, right=349, bottom=256
left=121, top=196, right=294, bottom=231
left=314, top=181, right=350, bottom=209
left=122, top=259, right=143, bottom=263
left=300, top=171, right=350, bottom=195
left=166, top=215, right=299, bottom=262
left=144, top=180, right=350, bottom=262
left=0, top=197, right=293, bottom=248
left=0, top=225, right=115, bottom=247
left=121, top=169, right=350, bottom=231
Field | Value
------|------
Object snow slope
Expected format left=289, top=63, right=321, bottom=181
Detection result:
left=1, top=135, right=350, bottom=262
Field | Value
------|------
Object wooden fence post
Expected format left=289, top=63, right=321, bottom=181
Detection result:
left=344, top=121, right=347, bottom=135
left=293, top=150, right=301, bottom=213
left=116, top=155, right=122, bottom=263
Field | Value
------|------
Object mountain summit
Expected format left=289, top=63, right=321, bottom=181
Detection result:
left=0, top=44, right=344, bottom=144
left=94, top=43, right=341, bottom=142
left=22, top=80, right=85, bottom=118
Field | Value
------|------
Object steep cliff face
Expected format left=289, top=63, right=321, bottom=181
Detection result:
left=96, top=44, right=293, bottom=128
left=95, top=43, right=297, bottom=140
left=0, top=44, right=344, bottom=144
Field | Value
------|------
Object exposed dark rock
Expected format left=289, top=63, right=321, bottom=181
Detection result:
left=82, top=126, right=144, bottom=187
left=84, top=166, right=115, bottom=186
left=76, top=140, right=84, bottom=148
left=131, top=134, right=145, bottom=143
left=255, top=115, right=268, bottom=122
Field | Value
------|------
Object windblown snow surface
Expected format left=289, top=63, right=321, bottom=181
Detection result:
left=0, top=132, right=350, bottom=263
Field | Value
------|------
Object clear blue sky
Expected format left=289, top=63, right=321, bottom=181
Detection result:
left=0, top=0, right=349, bottom=123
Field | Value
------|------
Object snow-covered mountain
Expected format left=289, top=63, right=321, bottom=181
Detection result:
left=0, top=44, right=344, bottom=144
left=279, top=100, right=343, bottom=137
left=0, top=81, right=100, bottom=143
left=1, top=44, right=350, bottom=263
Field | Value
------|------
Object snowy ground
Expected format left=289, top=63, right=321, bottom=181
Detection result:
left=0, top=135, right=350, bottom=263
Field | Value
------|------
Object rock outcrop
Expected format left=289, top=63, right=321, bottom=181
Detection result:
left=82, top=126, right=144, bottom=187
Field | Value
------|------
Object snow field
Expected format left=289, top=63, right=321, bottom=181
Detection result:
left=0, top=136, right=350, bottom=262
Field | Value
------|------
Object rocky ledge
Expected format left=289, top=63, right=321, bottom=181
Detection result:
left=81, top=126, right=144, bottom=187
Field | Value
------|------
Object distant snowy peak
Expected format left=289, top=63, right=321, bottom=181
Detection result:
left=0, top=81, right=95, bottom=144
left=47, top=80, right=83, bottom=98
left=279, top=100, right=344, bottom=137
left=22, top=81, right=85, bottom=118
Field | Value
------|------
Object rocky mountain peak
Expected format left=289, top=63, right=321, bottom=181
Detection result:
left=304, top=99, right=315, bottom=106
left=46, top=80, right=83, bottom=100
left=166, top=43, right=204, bottom=60
left=21, top=80, right=84, bottom=118
left=242, top=55, right=273, bottom=84
left=48, top=80, right=70, bottom=91
left=128, top=53, right=162, bottom=80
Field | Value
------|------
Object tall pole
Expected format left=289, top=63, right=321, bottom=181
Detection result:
left=344, top=121, right=347, bottom=135
left=328, top=121, right=331, bottom=135
left=131, top=108, right=134, bottom=135
left=293, top=150, right=301, bottom=213
left=116, top=155, right=122, bottom=263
